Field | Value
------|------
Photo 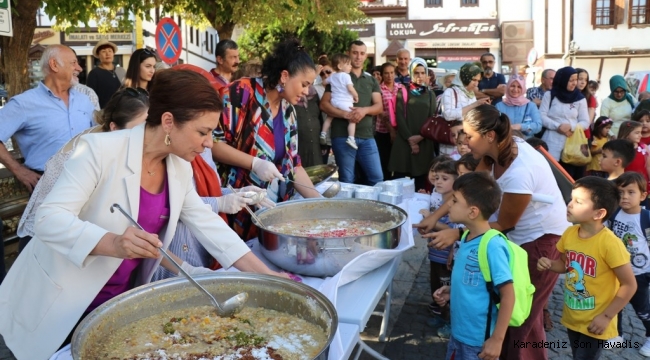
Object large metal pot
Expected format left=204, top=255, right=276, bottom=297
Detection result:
left=71, top=273, right=337, bottom=360
left=256, top=198, right=407, bottom=277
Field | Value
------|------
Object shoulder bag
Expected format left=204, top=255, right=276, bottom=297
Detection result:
left=419, top=88, right=457, bottom=145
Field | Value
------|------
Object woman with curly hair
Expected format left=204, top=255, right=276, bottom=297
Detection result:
left=211, top=39, right=321, bottom=240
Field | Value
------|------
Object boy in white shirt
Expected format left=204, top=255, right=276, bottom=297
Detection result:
left=320, top=54, right=359, bottom=149
left=610, top=172, right=650, bottom=356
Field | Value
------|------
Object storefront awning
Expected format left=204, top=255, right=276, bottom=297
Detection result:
left=382, top=39, right=405, bottom=58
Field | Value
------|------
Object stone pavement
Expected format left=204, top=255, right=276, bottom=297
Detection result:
left=352, top=234, right=650, bottom=360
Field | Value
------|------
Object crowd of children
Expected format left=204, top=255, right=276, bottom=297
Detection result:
left=417, top=122, right=650, bottom=359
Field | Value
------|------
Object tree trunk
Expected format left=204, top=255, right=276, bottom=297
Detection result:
left=214, top=22, right=235, bottom=40
left=0, top=0, right=39, bottom=97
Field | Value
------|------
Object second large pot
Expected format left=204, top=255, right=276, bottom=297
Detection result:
left=256, top=198, right=407, bottom=277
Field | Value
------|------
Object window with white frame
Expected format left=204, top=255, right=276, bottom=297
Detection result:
left=461, top=0, right=478, bottom=6
left=425, top=0, right=442, bottom=7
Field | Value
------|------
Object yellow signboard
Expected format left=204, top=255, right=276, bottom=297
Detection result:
left=64, top=32, right=134, bottom=42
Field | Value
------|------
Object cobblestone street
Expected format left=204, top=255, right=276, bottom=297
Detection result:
left=354, top=235, right=650, bottom=360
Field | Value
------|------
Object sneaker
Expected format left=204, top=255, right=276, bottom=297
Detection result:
left=640, top=337, right=650, bottom=356
left=346, top=137, right=358, bottom=150
left=319, top=132, right=327, bottom=145
left=426, top=315, right=446, bottom=329
left=437, top=323, right=451, bottom=339
left=606, top=336, right=625, bottom=349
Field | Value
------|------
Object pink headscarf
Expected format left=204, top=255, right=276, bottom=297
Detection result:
left=503, top=75, right=530, bottom=107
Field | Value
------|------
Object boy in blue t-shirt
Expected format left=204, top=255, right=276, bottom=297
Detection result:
left=433, top=172, right=514, bottom=360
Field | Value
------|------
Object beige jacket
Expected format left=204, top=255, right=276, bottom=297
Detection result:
left=0, top=124, right=250, bottom=359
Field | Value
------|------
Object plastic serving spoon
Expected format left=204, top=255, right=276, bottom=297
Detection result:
left=109, top=203, right=248, bottom=317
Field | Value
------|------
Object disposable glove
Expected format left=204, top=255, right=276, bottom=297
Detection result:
left=216, top=192, right=254, bottom=214
left=251, top=157, right=285, bottom=182
left=239, top=185, right=276, bottom=208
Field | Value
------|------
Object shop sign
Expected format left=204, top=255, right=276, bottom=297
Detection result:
left=340, top=23, right=375, bottom=38
left=438, top=55, right=480, bottom=62
left=387, top=19, right=498, bottom=40
left=33, top=29, right=56, bottom=44
left=64, top=32, right=133, bottom=43
left=410, top=39, right=499, bottom=49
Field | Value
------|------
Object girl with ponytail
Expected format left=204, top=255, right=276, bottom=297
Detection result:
left=417, top=104, right=571, bottom=360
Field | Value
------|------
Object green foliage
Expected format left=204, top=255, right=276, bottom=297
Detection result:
left=40, top=0, right=366, bottom=39
left=238, top=23, right=359, bottom=63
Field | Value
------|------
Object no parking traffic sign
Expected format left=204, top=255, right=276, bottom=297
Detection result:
left=155, top=17, right=182, bottom=64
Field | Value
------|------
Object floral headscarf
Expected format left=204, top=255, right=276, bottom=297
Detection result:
left=408, top=57, right=429, bottom=96
left=451, top=62, right=482, bottom=99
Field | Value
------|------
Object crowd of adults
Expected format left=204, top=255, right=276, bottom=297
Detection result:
left=0, top=35, right=648, bottom=360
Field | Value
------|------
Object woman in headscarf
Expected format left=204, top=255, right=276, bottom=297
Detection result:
left=601, top=74, right=636, bottom=135
left=540, top=66, right=590, bottom=179
left=495, top=75, right=542, bottom=139
left=387, top=58, right=436, bottom=190
left=439, top=62, right=491, bottom=154
left=294, top=85, right=324, bottom=167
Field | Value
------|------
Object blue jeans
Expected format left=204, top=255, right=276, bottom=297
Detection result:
left=331, top=137, right=383, bottom=185
left=445, top=336, right=484, bottom=360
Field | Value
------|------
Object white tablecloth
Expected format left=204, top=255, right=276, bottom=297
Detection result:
left=49, top=191, right=429, bottom=360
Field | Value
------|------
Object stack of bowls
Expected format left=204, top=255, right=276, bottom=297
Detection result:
left=395, top=178, right=415, bottom=198
left=381, top=181, right=404, bottom=196
left=337, top=185, right=355, bottom=198
left=379, top=191, right=403, bottom=205
left=355, top=187, right=379, bottom=200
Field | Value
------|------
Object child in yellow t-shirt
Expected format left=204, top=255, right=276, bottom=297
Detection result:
left=538, top=176, right=636, bottom=360
left=586, top=117, right=613, bottom=178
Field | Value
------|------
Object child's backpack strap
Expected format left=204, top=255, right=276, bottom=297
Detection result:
left=608, top=207, right=622, bottom=231
left=477, top=228, right=535, bottom=340
left=640, top=208, right=650, bottom=242
left=477, top=229, right=504, bottom=341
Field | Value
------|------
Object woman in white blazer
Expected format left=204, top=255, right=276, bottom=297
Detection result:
left=0, top=70, right=287, bottom=360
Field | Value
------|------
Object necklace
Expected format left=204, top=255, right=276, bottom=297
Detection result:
left=144, top=159, right=159, bottom=176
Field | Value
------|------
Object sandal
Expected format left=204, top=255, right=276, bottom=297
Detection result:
left=543, top=309, right=553, bottom=331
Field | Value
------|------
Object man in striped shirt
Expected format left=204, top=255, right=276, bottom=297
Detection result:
left=526, top=68, right=555, bottom=107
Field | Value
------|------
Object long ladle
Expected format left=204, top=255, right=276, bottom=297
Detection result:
left=109, top=203, right=248, bottom=317
left=285, top=179, right=341, bottom=198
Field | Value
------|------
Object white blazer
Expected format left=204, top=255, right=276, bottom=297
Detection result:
left=0, top=124, right=250, bottom=360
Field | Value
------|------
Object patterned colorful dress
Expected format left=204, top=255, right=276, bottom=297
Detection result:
left=213, top=77, right=301, bottom=240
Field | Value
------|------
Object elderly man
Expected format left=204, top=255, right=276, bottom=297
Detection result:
left=477, top=52, right=506, bottom=105
left=320, top=40, right=384, bottom=186
left=395, top=48, right=411, bottom=86
left=526, top=68, right=556, bottom=107
left=0, top=44, right=94, bottom=248
left=210, top=39, right=240, bottom=90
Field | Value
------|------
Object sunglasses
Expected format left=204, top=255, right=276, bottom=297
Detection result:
left=320, top=70, right=332, bottom=77
left=141, top=48, right=156, bottom=58
left=109, top=87, right=149, bottom=124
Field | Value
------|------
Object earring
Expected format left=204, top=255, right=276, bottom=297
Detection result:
left=275, top=82, right=285, bottom=93
left=164, top=133, right=171, bottom=146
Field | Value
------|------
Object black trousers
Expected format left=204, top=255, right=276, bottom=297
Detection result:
left=374, top=132, right=393, bottom=181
